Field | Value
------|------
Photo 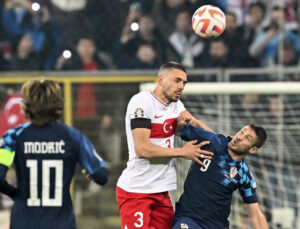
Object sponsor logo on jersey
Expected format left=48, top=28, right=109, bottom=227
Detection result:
left=180, top=223, right=189, bottom=229
left=230, top=167, right=238, bottom=179
left=134, top=108, right=144, bottom=118
left=154, top=115, right=163, bottom=118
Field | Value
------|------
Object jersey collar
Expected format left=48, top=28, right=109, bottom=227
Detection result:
left=150, top=92, right=168, bottom=107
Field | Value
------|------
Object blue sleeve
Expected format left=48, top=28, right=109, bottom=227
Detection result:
left=238, top=163, right=258, bottom=204
left=180, top=125, right=229, bottom=153
left=0, top=164, right=18, bottom=198
left=73, top=130, right=108, bottom=185
left=180, top=125, right=219, bottom=144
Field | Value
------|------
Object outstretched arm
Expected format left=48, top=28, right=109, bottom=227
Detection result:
left=132, top=128, right=213, bottom=165
left=247, top=203, right=268, bottom=229
left=179, top=111, right=215, bottom=133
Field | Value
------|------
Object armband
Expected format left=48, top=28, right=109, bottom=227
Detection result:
left=131, top=118, right=151, bottom=130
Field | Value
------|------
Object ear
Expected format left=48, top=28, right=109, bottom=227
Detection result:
left=249, top=146, right=259, bottom=155
left=157, top=75, right=163, bottom=86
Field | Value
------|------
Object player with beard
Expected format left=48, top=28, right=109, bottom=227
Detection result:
left=116, top=62, right=214, bottom=229
left=172, top=111, right=269, bottom=229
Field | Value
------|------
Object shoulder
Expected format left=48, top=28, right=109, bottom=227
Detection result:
left=128, top=91, right=154, bottom=110
left=54, top=122, right=82, bottom=139
left=130, top=91, right=151, bottom=102
left=3, top=122, right=32, bottom=138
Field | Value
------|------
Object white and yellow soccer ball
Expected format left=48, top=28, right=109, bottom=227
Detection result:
left=192, top=5, right=226, bottom=39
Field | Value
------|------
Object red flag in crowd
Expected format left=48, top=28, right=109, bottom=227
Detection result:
left=0, top=93, right=27, bottom=136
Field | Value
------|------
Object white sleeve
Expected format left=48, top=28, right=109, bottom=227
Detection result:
left=127, top=93, right=153, bottom=120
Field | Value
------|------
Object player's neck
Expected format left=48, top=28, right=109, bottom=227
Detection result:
left=227, top=149, right=245, bottom=161
left=153, top=89, right=171, bottom=105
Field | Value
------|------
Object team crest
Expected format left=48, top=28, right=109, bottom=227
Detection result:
left=180, top=223, right=189, bottom=229
left=230, top=167, right=238, bottom=179
left=134, top=108, right=144, bottom=118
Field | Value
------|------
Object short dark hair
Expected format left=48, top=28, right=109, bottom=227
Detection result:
left=225, top=11, right=237, bottom=21
left=249, top=2, right=266, bottom=16
left=158, top=62, right=187, bottom=74
left=21, top=79, right=63, bottom=126
left=249, top=123, right=267, bottom=148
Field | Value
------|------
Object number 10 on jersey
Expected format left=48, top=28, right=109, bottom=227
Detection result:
left=26, top=159, right=63, bottom=207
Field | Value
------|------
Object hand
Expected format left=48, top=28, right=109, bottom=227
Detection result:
left=41, top=7, right=50, bottom=23
left=266, top=28, right=279, bottom=40
left=82, top=169, right=93, bottom=182
left=179, top=110, right=193, bottom=126
left=55, top=55, right=68, bottom=70
left=181, top=140, right=213, bottom=166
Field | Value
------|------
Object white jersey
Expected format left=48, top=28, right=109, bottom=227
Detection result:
left=117, top=91, right=185, bottom=193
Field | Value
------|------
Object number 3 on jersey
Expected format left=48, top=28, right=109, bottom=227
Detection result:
left=26, top=159, right=63, bottom=207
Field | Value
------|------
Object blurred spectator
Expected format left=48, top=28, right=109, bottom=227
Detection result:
left=47, top=0, right=88, bottom=47
left=226, top=0, right=255, bottom=25
left=222, top=12, right=249, bottom=67
left=275, top=37, right=300, bottom=66
left=55, top=35, right=112, bottom=71
left=201, top=38, right=239, bottom=69
left=243, top=2, right=267, bottom=67
left=273, top=38, right=300, bottom=81
left=55, top=35, right=112, bottom=118
left=2, top=0, right=61, bottom=69
left=120, top=13, right=165, bottom=62
left=86, top=0, right=145, bottom=53
left=114, top=42, right=162, bottom=69
left=189, top=0, right=227, bottom=12
left=249, top=5, right=300, bottom=66
left=152, top=0, right=192, bottom=40
left=113, top=12, right=164, bottom=69
left=166, top=9, right=204, bottom=68
left=9, top=33, right=41, bottom=70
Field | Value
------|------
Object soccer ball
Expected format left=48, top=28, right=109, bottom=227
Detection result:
left=192, top=5, right=226, bottom=39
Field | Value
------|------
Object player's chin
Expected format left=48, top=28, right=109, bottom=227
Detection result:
left=173, top=94, right=181, bottom=101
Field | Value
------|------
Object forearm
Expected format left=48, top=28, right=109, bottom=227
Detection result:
left=249, top=36, right=270, bottom=57
left=135, top=141, right=182, bottom=159
left=250, top=213, right=268, bottom=229
left=190, top=117, right=214, bottom=133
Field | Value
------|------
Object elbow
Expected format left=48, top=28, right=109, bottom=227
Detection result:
left=135, top=148, right=146, bottom=158
left=135, top=144, right=146, bottom=158
left=135, top=145, right=152, bottom=159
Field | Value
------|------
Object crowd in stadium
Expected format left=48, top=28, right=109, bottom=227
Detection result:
left=0, top=0, right=299, bottom=72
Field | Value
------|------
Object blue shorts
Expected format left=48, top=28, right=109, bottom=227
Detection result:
left=172, top=216, right=204, bottom=229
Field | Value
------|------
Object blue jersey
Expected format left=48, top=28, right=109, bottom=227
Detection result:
left=0, top=122, right=107, bottom=229
left=174, top=125, right=258, bottom=229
